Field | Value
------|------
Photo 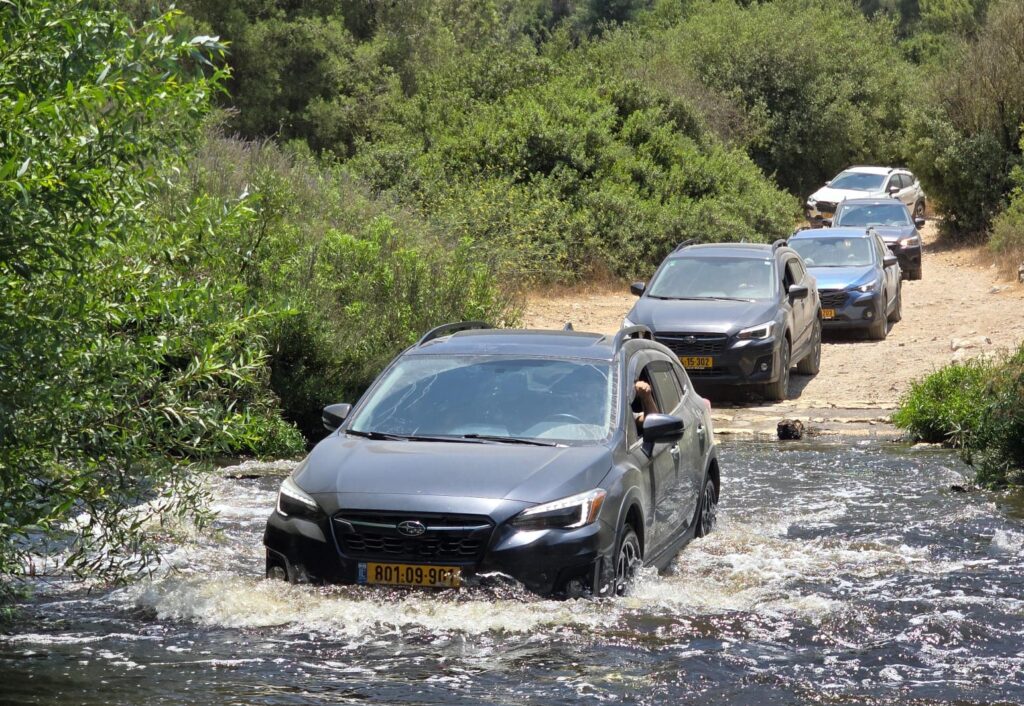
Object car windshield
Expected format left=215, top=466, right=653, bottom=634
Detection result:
left=834, top=203, right=911, bottom=227
left=647, top=256, right=775, bottom=301
left=348, top=356, right=615, bottom=443
left=789, top=237, right=875, bottom=267
left=829, top=172, right=886, bottom=191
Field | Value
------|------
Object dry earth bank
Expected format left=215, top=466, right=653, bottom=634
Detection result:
left=523, top=223, right=1024, bottom=439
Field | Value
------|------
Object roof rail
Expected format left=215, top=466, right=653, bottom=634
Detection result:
left=417, top=321, right=492, bottom=346
left=562, top=322, right=574, bottom=331
left=673, top=238, right=698, bottom=252
left=772, top=238, right=789, bottom=250
left=611, top=325, right=653, bottom=352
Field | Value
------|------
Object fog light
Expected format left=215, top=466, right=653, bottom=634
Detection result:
left=865, top=310, right=874, bottom=319
left=759, top=362, right=769, bottom=372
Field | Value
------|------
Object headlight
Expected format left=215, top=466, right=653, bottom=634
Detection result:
left=807, top=197, right=817, bottom=207
left=854, top=281, right=877, bottom=293
left=899, top=236, right=920, bottom=247
left=737, top=321, right=774, bottom=340
left=277, top=475, right=321, bottom=519
left=622, top=316, right=635, bottom=328
left=511, top=489, right=607, bottom=530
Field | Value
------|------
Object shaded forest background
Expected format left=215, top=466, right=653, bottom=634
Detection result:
left=2, top=0, right=1023, bottom=588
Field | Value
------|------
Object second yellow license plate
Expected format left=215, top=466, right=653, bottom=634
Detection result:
left=360, top=562, right=461, bottom=588
left=680, top=356, right=714, bottom=369
left=822, top=309, right=836, bottom=320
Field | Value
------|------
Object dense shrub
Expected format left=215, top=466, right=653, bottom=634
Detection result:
left=905, top=0, right=1024, bottom=239
left=988, top=146, right=1024, bottom=280
left=0, top=1, right=304, bottom=590
left=169, top=136, right=517, bottom=438
left=651, top=0, right=912, bottom=196
left=894, top=346, right=1024, bottom=487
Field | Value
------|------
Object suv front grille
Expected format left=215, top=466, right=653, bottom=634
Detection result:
left=655, top=333, right=728, bottom=357
left=333, top=511, right=493, bottom=563
left=819, top=290, right=848, bottom=308
left=815, top=200, right=837, bottom=214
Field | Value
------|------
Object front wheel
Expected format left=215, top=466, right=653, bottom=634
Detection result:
left=762, top=339, right=790, bottom=401
left=695, top=477, right=719, bottom=538
left=913, top=200, right=926, bottom=219
left=613, top=525, right=642, bottom=596
left=888, top=284, right=903, bottom=323
left=867, top=309, right=888, bottom=340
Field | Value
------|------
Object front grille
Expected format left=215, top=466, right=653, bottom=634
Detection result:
left=655, top=333, right=728, bottom=357
left=684, top=367, right=727, bottom=378
left=333, top=511, right=493, bottom=563
left=815, top=201, right=837, bottom=214
left=819, top=289, right=848, bottom=308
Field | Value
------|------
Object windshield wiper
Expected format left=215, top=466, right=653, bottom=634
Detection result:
left=346, top=430, right=480, bottom=443
left=705, top=296, right=755, bottom=302
left=460, top=434, right=559, bottom=447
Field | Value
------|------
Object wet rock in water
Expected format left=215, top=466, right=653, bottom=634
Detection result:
left=949, top=484, right=969, bottom=493
left=777, top=418, right=804, bottom=440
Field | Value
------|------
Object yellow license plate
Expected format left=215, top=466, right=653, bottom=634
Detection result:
left=680, top=356, right=714, bottom=369
left=819, top=212, right=833, bottom=219
left=360, top=562, right=461, bottom=588
left=822, top=308, right=836, bottom=320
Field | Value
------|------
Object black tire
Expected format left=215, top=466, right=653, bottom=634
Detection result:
left=795, top=318, right=821, bottom=375
left=909, top=265, right=922, bottom=281
left=867, top=307, right=888, bottom=340
left=913, top=200, right=926, bottom=219
left=694, top=477, right=719, bottom=538
left=613, top=525, right=642, bottom=596
left=888, top=283, right=902, bottom=323
left=762, top=339, right=790, bottom=401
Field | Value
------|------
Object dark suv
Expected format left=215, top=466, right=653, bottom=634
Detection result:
left=623, top=242, right=821, bottom=401
left=831, top=198, right=925, bottom=280
left=264, top=323, right=720, bottom=598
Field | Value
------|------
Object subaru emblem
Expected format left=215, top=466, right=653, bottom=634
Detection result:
left=684, top=335, right=697, bottom=344
left=397, top=520, right=427, bottom=537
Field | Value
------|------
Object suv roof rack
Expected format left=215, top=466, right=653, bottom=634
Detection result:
left=417, top=321, right=492, bottom=346
left=673, top=238, right=698, bottom=252
left=611, top=325, right=653, bottom=352
left=772, top=238, right=789, bottom=250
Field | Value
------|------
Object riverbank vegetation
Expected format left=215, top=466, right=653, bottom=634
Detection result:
left=894, top=344, right=1024, bottom=487
left=3, top=0, right=1024, bottom=591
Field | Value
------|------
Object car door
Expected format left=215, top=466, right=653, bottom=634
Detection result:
left=783, top=256, right=812, bottom=354
left=626, top=354, right=679, bottom=557
left=875, top=234, right=899, bottom=309
left=648, top=357, right=701, bottom=537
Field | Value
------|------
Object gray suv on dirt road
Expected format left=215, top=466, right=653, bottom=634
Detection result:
left=623, top=242, right=822, bottom=401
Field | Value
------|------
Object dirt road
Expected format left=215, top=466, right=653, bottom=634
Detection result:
left=523, top=223, right=1024, bottom=437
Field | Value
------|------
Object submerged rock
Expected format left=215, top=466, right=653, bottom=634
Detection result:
left=777, top=418, right=804, bottom=440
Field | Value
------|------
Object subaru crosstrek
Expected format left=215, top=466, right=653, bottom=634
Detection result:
left=788, top=227, right=902, bottom=340
left=264, top=322, right=720, bottom=598
left=806, top=166, right=926, bottom=225
left=831, top=198, right=925, bottom=280
left=623, top=242, right=822, bottom=401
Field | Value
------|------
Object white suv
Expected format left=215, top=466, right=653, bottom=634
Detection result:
left=806, top=166, right=926, bottom=225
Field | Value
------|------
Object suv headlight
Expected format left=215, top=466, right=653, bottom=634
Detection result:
left=277, top=475, right=322, bottom=519
left=899, top=236, right=920, bottom=247
left=511, top=489, right=607, bottom=530
left=854, top=281, right=877, bottom=293
left=737, top=321, right=774, bottom=340
left=807, top=197, right=817, bottom=207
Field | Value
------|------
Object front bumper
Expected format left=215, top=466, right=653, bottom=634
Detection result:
left=886, top=242, right=922, bottom=276
left=654, top=333, right=785, bottom=387
left=805, top=201, right=838, bottom=224
left=818, top=289, right=883, bottom=330
left=263, top=508, right=614, bottom=597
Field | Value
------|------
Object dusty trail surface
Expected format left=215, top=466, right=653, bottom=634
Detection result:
left=524, top=223, right=1024, bottom=438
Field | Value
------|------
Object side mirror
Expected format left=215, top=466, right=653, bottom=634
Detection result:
left=824, top=181, right=832, bottom=187
left=883, top=253, right=898, bottom=268
left=630, top=281, right=646, bottom=296
left=788, top=283, right=809, bottom=300
left=914, top=217, right=926, bottom=228
left=322, top=403, right=352, bottom=432
left=887, top=185, right=900, bottom=196
left=642, top=413, right=685, bottom=454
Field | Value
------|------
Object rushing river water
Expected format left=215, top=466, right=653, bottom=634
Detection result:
left=3, top=440, right=1024, bottom=705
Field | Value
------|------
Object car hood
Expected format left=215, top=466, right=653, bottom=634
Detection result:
left=295, top=433, right=613, bottom=505
left=857, top=224, right=915, bottom=242
left=629, top=297, right=778, bottom=335
left=810, top=187, right=885, bottom=204
left=808, top=265, right=876, bottom=290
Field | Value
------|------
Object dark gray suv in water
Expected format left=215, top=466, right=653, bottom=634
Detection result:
left=623, top=243, right=822, bottom=401
left=264, top=323, right=720, bottom=598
